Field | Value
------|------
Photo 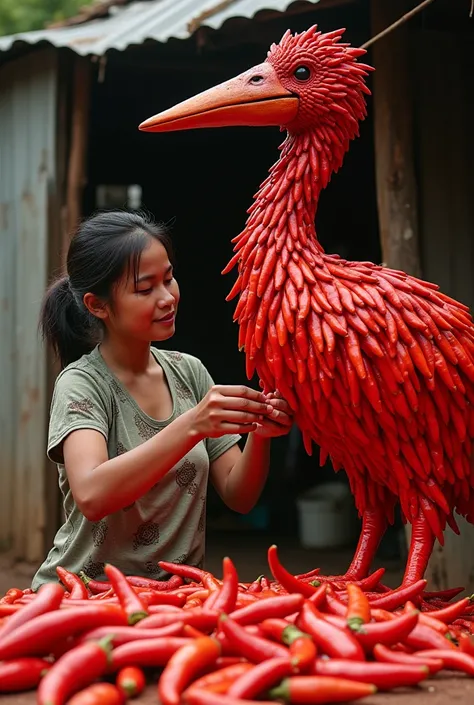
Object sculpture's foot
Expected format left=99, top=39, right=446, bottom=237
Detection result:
left=300, top=567, right=387, bottom=593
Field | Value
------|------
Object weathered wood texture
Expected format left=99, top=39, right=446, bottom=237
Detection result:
left=371, top=0, right=421, bottom=277
left=415, top=28, right=474, bottom=593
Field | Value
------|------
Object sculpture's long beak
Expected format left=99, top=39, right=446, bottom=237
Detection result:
left=139, top=62, right=298, bottom=132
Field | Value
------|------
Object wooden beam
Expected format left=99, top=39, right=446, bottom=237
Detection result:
left=64, top=56, right=91, bottom=262
left=370, top=0, right=421, bottom=277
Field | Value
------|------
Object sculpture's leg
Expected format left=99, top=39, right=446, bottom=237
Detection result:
left=312, top=507, right=388, bottom=587
left=402, top=515, right=435, bottom=586
left=344, top=506, right=388, bottom=580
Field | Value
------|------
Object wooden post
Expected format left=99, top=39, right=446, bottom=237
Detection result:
left=370, top=0, right=421, bottom=277
left=64, top=56, right=91, bottom=262
left=370, top=0, right=474, bottom=594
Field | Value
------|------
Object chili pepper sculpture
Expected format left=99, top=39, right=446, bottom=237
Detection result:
left=139, top=26, right=474, bottom=587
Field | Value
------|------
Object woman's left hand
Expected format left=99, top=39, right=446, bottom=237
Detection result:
left=252, top=391, right=293, bottom=439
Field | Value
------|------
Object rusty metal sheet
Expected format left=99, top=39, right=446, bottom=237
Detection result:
left=0, top=49, right=58, bottom=561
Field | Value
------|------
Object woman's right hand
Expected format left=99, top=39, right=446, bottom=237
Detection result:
left=189, top=385, right=275, bottom=439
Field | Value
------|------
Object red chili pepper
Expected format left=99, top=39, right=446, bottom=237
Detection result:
left=267, top=546, right=320, bottom=598
left=324, top=588, right=347, bottom=618
left=186, top=662, right=253, bottom=695
left=346, top=584, right=370, bottom=630
left=56, top=567, right=89, bottom=600
left=183, top=625, right=207, bottom=639
left=0, top=603, right=23, bottom=616
left=219, top=615, right=289, bottom=663
left=422, top=586, right=464, bottom=601
left=259, top=618, right=294, bottom=642
left=259, top=619, right=313, bottom=663
left=184, top=690, right=274, bottom=705
left=79, top=574, right=111, bottom=594
left=0, top=604, right=126, bottom=659
left=458, top=632, right=474, bottom=656
left=138, top=608, right=218, bottom=633
left=260, top=577, right=271, bottom=591
left=270, top=675, right=377, bottom=703
left=104, top=565, right=148, bottom=625
left=247, top=577, right=263, bottom=594
left=116, top=666, right=145, bottom=698
left=79, top=623, right=183, bottom=648
left=312, top=658, right=429, bottom=690
left=230, top=594, right=304, bottom=626
left=298, top=603, right=365, bottom=661
left=183, top=599, right=204, bottom=610
left=202, top=574, right=223, bottom=594
left=134, top=591, right=185, bottom=608
left=372, top=644, right=443, bottom=675
left=111, top=637, right=190, bottom=671
left=418, top=613, right=451, bottom=636
left=37, top=636, right=112, bottom=705
left=228, top=657, right=294, bottom=699
left=353, top=610, right=420, bottom=651
left=425, top=597, right=471, bottom=624
left=404, top=623, right=457, bottom=652
left=0, top=657, right=52, bottom=692
left=159, top=636, right=221, bottom=705
left=158, top=561, right=208, bottom=583
left=0, top=588, right=24, bottom=604
left=234, top=595, right=260, bottom=609
left=185, top=591, right=209, bottom=604
left=295, top=568, right=320, bottom=580
left=306, top=584, right=328, bottom=608
left=370, top=608, right=395, bottom=622
left=208, top=558, right=239, bottom=614
left=214, top=657, right=247, bottom=668
left=368, top=580, right=427, bottom=610
left=414, top=649, right=474, bottom=675
left=315, top=569, right=386, bottom=592
left=289, top=637, right=317, bottom=671
left=126, top=575, right=184, bottom=591
left=67, top=683, right=124, bottom=705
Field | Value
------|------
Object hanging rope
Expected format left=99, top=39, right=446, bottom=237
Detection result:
left=361, top=0, right=436, bottom=50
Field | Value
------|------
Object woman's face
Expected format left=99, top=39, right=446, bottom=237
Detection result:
left=107, top=238, right=180, bottom=342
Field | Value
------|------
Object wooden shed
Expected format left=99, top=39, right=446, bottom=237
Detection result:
left=0, top=0, right=473, bottom=589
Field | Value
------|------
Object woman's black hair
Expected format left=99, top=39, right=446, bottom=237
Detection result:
left=40, top=210, right=173, bottom=369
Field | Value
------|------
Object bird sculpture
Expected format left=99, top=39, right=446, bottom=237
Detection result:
left=139, top=26, right=474, bottom=589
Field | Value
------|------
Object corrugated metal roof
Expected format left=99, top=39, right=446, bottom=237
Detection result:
left=0, top=0, right=322, bottom=57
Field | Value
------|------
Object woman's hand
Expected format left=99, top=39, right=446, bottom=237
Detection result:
left=190, top=385, right=275, bottom=439
left=252, top=391, right=293, bottom=439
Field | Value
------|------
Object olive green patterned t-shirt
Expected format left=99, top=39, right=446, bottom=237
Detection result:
left=31, top=346, right=240, bottom=590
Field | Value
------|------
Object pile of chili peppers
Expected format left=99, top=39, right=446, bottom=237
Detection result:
left=0, top=545, right=473, bottom=704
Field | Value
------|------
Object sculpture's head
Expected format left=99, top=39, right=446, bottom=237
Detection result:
left=139, top=25, right=373, bottom=138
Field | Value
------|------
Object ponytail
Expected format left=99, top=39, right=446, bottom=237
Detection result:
left=40, top=276, right=99, bottom=369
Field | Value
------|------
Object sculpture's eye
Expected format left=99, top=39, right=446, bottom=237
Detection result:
left=293, top=66, right=311, bottom=81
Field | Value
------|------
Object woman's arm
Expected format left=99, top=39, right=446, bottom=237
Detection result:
left=64, top=411, right=201, bottom=521
left=64, top=385, right=273, bottom=521
left=210, top=436, right=271, bottom=514
left=210, top=395, right=293, bottom=514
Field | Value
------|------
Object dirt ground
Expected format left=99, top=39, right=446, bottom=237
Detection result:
left=1, top=674, right=473, bottom=705
left=0, top=533, right=473, bottom=703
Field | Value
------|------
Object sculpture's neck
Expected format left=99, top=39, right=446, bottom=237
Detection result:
left=230, top=128, right=349, bottom=270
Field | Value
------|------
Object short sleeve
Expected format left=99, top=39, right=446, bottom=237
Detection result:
left=194, top=360, right=242, bottom=463
left=47, top=368, right=110, bottom=464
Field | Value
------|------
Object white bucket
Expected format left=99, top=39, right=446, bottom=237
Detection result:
left=296, top=483, right=359, bottom=549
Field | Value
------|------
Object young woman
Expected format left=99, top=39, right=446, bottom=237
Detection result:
left=32, top=211, right=292, bottom=589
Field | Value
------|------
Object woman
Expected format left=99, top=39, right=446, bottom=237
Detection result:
left=32, top=211, right=292, bottom=589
